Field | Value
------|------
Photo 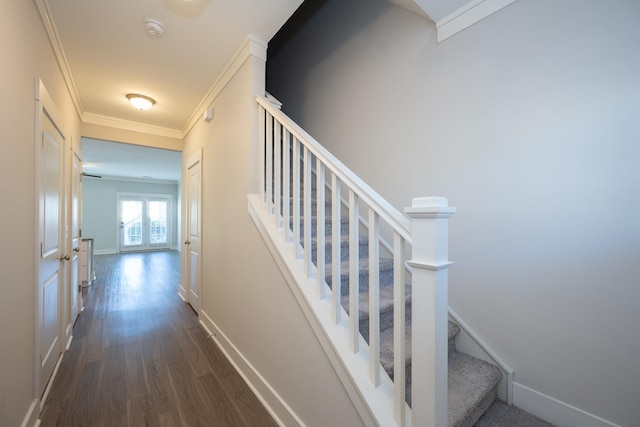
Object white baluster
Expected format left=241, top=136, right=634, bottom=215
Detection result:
left=349, top=190, right=359, bottom=352
left=274, top=121, right=282, bottom=228
left=292, top=138, right=301, bottom=259
left=303, top=147, right=313, bottom=277
left=405, top=197, right=456, bottom=427
left=258, top=105, right=266, bottom=204
left=265, top=113, right=274, bottom=215
left=331, top=174, right=342, bottom=324
left=316, top=160, right=326, bottom=298
left=283, top=129, right=291, bottom=242
left=368, top=208, right=380, bottom=386
left=393, top=232, right=406, bottom=426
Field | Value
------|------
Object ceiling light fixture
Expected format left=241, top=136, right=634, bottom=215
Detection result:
left=127, top=94, right=156, bottom=111
left=144, top=18, right=165, bottom=37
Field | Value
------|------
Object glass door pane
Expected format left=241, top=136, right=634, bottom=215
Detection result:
left=121, top=200, right=144, bottom=248
left=148, top=200, right=168, bottom=245
left=118, top=193, right=171, bottom=252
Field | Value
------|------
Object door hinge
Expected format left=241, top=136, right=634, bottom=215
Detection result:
left=40, top=242, right=43, bottom=257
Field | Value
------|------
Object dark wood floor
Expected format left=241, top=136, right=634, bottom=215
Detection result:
left=40, top=250, right=278, bottom=427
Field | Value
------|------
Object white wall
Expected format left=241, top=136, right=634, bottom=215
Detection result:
left=0, top=2, right=82, bottom=426
left=82, top=178, right=179, bottom=253
left=181, top=39, right=366, bottom=426
left=267, top=0, right=640, bottom=426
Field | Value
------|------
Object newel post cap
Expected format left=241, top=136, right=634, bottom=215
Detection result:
left=413, top=197, right=449, bottom=208
left=405, top=197, right=456, bottom=217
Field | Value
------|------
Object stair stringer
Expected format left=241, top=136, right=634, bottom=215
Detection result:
left=448, top=310, right=514, bottom=405
left=249, top=193, right=406, bottom=427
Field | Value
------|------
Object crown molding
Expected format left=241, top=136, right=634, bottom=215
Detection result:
left=37, top=0, right=267, bottom=141
left=35, top=0, right=84, bottom=119
left=436, top=0, right=517, bottom=42
left=181, top=34, right=268, bottom=137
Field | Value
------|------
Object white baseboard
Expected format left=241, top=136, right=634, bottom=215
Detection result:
left=38, top=351, right=64, bottom=418
left=513, top=382, right=621, bottom=427
left=198, top=310, right=305, bottom=427
left=94, top=249, right=116, bottom=255
left=20, top=399, right=39, bottom=427
left=177, top=285, right=187, bottom=302
left=65, top=334, right=73, bottom=351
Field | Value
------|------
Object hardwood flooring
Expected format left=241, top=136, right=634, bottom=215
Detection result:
left=39, top=251, right=278, bottom=427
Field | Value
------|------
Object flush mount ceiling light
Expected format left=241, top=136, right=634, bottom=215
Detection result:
left=127, top=94, right=156, bottom=111
left=144, top=18, right=165, bottom=37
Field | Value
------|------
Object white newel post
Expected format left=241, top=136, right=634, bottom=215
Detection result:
left=405, top=197, right=456, bottom=427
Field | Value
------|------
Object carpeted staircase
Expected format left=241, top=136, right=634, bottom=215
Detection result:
left=289, top=184, right=552, bottom=426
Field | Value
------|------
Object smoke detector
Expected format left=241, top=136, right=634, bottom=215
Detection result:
left=145, top=18, right=165, bottom=37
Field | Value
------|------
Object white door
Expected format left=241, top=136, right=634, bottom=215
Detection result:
left=185, top=151, right=202, bottom=313
left=36, top=81, right=66, bottom=397
left=71, top=148, right=82, bottom=317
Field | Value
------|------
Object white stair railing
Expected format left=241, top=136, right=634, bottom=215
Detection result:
left=256, top=96, right=455, bottom=427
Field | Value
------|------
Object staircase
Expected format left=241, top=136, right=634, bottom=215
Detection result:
left=302, top=181, right=502, bottom=426
left=251, top=96, right=552, bottom=426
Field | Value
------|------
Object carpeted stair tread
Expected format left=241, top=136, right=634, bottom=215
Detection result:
left=323, top=257, right=400, bottom=340
left=380, top=320, right=461, bottom=378
left=310, top=234, right=369, bottom=263
left=474, top=400, right=554, bottom=427
left=448, top=351, right=502, bottom=427
left=356, top=282, right=412, bottom=343
left=287, top=198, right=334, bottom=217
left=292, top=215, right=350, bottom=237
left=325, top=257, right=394, bottom=286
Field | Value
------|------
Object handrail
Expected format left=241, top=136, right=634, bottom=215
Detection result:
left=256, top=96, right=412, bottom=245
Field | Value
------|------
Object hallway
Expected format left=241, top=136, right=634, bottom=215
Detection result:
left=39, top=251, right=278, bottom=426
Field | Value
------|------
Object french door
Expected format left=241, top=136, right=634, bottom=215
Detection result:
left=118, top=194, right=171, bottom=252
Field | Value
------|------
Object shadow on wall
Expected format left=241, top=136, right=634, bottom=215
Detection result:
left=267, top=0, right=401, bottom=115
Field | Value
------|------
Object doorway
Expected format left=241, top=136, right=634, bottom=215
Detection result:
left=118, top=193, right=172, bottom=252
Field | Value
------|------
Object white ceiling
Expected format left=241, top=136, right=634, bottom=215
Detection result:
left=43, top=0, right=465, bottom=182
left=42, top=0, right=303, bottom=181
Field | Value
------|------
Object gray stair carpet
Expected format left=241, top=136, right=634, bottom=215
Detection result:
left=284, top=190, right=548, bottom=426
left=475, top=401, right=554, bottom=427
